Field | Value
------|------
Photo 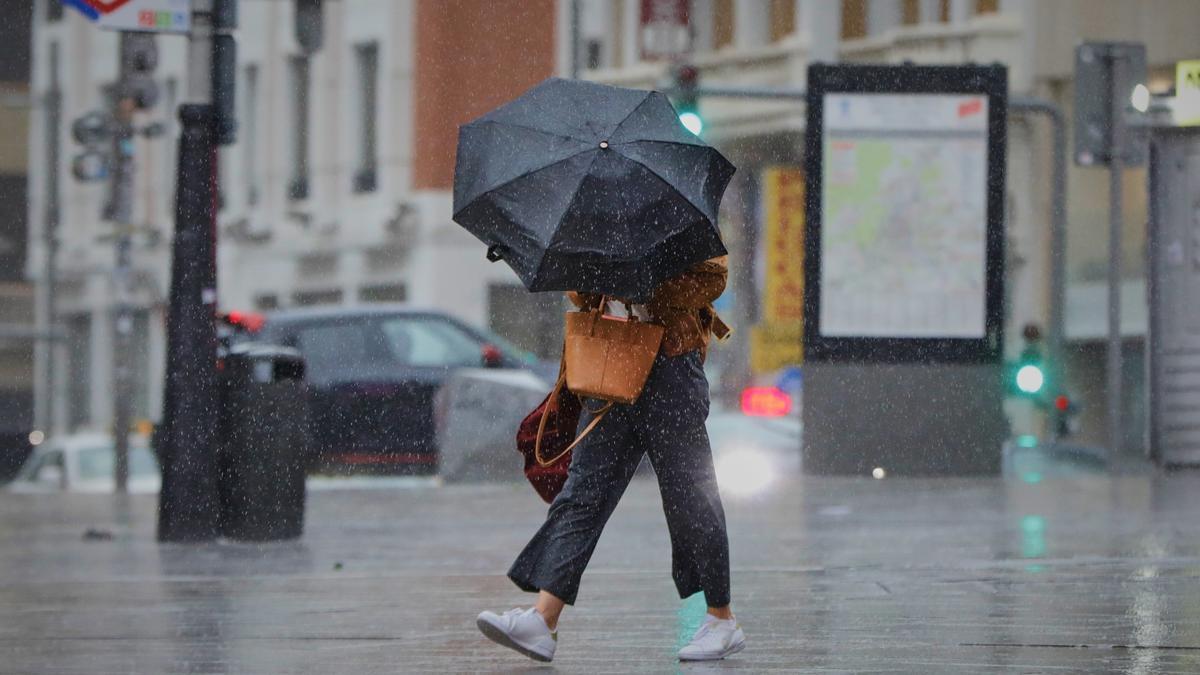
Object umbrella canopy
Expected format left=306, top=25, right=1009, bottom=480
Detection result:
left=452, top=77, right=735, bottom=303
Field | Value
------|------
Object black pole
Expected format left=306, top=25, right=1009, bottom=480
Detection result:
left=157, top=104, right=220, bottom=542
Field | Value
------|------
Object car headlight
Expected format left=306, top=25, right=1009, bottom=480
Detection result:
left=714, top=448, right=775, bottom=497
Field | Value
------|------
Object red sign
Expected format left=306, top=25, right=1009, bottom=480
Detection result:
left=81, top=0, right=135, bottom=11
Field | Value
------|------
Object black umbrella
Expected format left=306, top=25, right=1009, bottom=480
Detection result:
left=452, top=77, right=735, bottom=303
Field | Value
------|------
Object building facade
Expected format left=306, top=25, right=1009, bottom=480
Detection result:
left=26, top=0, right=1200, bottom=451
left=27, top=0, right=561, bottom=435
left=574, top=0, right=1198, bottom=452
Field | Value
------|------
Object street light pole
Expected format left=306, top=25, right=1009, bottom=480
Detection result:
left=109, top=34, right=138, bottom=494
left=39, top=44, right=62, bottom=437
left=157, top=0, right=221, bottom=542
left=1106, top=52, right=1126, bottom=456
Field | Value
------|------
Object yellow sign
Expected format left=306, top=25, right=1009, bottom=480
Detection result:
left=1177, top=60, right=1200, bottom=126
left=752, top=167, right=804, bottom=374
left=750, top=322, right=803, bottom=374
left=760, top=167, right=805, bottom=323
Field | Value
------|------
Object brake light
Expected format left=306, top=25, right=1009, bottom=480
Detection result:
left=741, top=387, right=792, bottom=417
left=226, top=310, right=265, bottom=333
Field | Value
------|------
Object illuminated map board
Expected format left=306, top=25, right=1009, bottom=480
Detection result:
left=804, top=65, right=1007, bottom=363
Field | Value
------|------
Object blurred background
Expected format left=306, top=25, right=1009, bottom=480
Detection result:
left=0, top=0, right=1197, bottom=483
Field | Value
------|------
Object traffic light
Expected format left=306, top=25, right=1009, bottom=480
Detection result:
left=671, top=64, right=702, bottom=135
left=1009, top=323, right=1046, bottom=397
left=118, top=33, right=159, bottom=110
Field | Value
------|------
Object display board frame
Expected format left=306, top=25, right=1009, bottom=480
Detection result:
left=803, top=63, right=1007, bottom=363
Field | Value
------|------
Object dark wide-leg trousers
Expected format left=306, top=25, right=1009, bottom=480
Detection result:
left=508, top=350, right=731, bottom=607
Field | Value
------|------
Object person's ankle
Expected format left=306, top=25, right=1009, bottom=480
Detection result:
left=707, top=607, right=734, bottom=621
left=534, top=607, right=558, bottom=632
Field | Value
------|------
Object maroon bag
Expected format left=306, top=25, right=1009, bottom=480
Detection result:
left=516, top=368, right=611, bottom=503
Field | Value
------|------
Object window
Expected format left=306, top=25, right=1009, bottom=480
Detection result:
left=378, top=319, right=483, bottom=368
left=902, top=0, right=920, bottom=24
left=353, top=43, right=379, bottom=193
left=841, top=0, right=867, bottom=40
left=254, top=294, right=279, bottom=311
left=292, top=289, right=343, bottom=307
left=18, top=450, right=64, bottom=486
left=243, top=64, right=260, bottom=206
left=769, top=0, right=795, bottom=42
left=66, top=314, right=91, bottom=431
left=77, top=446, right=158, bottom=481
left=713, top=0, right=734, bottom=49
left=359, top=283, right=407, bottom=303
left=585, top=40, right=603, bottom=70
left=976, top=0, right=999, bottom=15
left=291, top=317, right=488, bottom=383
left=131, top=311, right=151, bottom=421
left=287, top=56, right=311, bottom=201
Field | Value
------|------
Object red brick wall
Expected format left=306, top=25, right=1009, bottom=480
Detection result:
left=413, top=0, right=557, bottom=190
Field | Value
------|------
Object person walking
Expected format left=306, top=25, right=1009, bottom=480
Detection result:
left=476, top=255, right=745, bottom=663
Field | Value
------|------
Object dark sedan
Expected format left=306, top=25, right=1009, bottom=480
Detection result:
left=256, top=305, right=548, bottom=475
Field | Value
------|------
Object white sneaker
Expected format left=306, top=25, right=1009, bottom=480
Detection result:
left=476, top=607, right=557, bottom=662
left=677, top=614, right=746, bottom=661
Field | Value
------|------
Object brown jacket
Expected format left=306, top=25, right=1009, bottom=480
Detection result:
left=567, top=256, right=731, bottom=362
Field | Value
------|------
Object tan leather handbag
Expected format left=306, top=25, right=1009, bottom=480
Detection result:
left=564, top=298, right=665, bottom=405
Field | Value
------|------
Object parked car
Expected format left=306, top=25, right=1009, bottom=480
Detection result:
left=253, top=305, right=551, bottom=474
left=8, top=432, right=160, bottom=494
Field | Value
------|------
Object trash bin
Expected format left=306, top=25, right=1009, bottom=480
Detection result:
left=217, top=343, right=309, bottom=541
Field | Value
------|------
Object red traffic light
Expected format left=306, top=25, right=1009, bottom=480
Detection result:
left=673, top=64, right=699, bottom=87
left=1054, top=395, right=1070, bottom=412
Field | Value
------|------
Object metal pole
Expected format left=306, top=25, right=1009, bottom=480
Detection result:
left=569, top=0, right=581, bottom=79
left=157, top=0, right=221, bottom=542
left=40, top=44, right=62, bottom=436
left=1106, top=51, right=1125, bottom=456
left=109, top=34, right=138, bottom=494
left=1010, top=96, right=1068, bottom=437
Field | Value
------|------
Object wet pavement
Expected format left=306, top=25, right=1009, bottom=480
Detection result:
left=4, top=454, right=1200, bottom=673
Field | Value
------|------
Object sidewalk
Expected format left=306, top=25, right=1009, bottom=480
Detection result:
left=4, top=463, right=1200, bottom=673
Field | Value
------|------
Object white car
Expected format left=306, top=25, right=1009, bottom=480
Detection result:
left=9, top=432, right=160, bottom=494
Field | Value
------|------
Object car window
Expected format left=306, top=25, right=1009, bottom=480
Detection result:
left=294, top=322, right=380, bottom=380
left=380, top=318, right=484, bottom=368
left=77, top=445, right=159, bottom=481
left=18, top=450, right=64, bottom=485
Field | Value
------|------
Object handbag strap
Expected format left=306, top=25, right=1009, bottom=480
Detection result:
left=534, top=363, right=613, bottom=468
left=586, top=295, right=640, bottom=333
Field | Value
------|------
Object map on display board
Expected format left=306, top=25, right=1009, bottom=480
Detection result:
left=820, top=93, right=989, bottom=339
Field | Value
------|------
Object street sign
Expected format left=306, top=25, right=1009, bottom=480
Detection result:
left=1073, top=42, right=1147, bottom=166
left=760, top=167, right=805, bottom=324
left=640, top=0, right=690, bottom=61
left=1176, top=60, right=1200, bottom=126
left=63, top=0, right=191, bottom=34
left=750, top=166, right=805, bottom=374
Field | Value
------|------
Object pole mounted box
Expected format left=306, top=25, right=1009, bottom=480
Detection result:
left=1074, top=41, right=1147, bottom=167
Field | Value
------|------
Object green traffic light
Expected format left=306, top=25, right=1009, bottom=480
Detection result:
left=1015, top=364, right=1045, bottom=394
left=679, top=111, right=703, bottom=135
